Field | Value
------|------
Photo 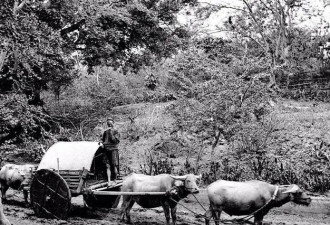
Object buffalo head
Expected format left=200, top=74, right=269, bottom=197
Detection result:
left=170, top=174, right=201, bottom=194
left=282, top=184, right=311, bottom=206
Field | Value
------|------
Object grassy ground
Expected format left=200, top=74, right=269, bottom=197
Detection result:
left=276, top=100, right=330, bottom=142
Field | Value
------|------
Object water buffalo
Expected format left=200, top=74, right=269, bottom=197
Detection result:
left=205, top=180, right=311, bottom=225
left=120, top=173, right=200, bottom=225
left=0, top=164, right=37, bottom=205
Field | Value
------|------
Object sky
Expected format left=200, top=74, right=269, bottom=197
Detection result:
left=324, top=0, right=330, bottom=23
left=178, top=0, right=242, bottom=36
left=179, top=0, right=330, bottom=38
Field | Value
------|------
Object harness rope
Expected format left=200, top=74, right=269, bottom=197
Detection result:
left=192, top=193, right=207, bottom=211
left=169, top=196, right=205, bottom=217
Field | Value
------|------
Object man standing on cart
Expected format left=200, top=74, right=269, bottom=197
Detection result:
left=100, top=118, right=120, bottom=186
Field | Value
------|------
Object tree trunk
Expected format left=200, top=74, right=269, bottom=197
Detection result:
left=211, top=127, right=223, bottom=159
left=0, top=50, right=6, bottom=71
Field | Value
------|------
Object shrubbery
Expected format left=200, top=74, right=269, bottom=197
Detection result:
left=0, top=94, right=50, bottom=145
left=0, top=94, right=56, bottom=162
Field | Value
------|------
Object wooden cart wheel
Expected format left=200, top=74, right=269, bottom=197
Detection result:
left=30, top=169, right=71, bottom=220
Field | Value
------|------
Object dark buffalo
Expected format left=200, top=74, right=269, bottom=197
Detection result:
left=0, top=164, right=37, bottom=205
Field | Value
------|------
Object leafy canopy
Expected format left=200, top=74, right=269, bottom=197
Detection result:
left=59, top=0, right=198, bottom=73
left=0, top=0, right=197, bottom=145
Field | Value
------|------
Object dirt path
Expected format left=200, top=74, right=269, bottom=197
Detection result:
left=2, top=190, right=330, bottom=225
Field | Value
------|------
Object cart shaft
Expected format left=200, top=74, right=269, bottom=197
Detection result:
left=92, top=191, right=165, bottom=196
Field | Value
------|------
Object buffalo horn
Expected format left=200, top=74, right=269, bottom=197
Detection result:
left=282, top=184, right=299, bottom=193
left=169, top=175, right=187, bottom=180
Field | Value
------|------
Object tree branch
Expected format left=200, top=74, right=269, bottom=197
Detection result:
left=223, top=23, right=266, bottom=52
left=13, top=0, right=28, bottom=16
left=242, top=0, right=270, bottom=52
left=199, top=2, right=247, bottom=12
left=60, top=19, right=86, bottom=37
left=260, top=0, right=276, bottom=15
left=0, top=50, right=7, bottom=72
left=212, top=127, right=223, bottom=150
left=239, top=79, right=255, bottom=108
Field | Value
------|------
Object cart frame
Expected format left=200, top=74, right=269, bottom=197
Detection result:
left=29, top=141, right=126, bottom=220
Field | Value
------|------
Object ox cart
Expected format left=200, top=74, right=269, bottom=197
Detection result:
left=29, top=141, right=124, bottom=220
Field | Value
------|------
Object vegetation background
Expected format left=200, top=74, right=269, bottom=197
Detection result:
left=1, top=0, right=330, bottom=194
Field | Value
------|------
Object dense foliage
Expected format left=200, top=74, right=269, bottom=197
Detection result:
left=0, top=0, right=196, bottom=146
left=0, top=0, right=78, bottom=105
left=167, top=37, right=276, bottom=179
left=0, top=0, right=77, bottom=148
left=0, top=94, right=50, bottom=148
left=78, top=0, right=196, bottom=73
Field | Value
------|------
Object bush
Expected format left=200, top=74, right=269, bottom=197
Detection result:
left=0, top=94, right=51, bottom=145
left=139, top=149, right=174, bottom=175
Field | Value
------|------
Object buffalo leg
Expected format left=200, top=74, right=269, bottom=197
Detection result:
left=124, top=199, right=135, bottom=224
left=207, top=203, right=221, bottom=225
left=170, top=205, right=177, bottom=225
left=254, top=212, right=266, bottom=225
left=23, top=189, right=29, bottom=206
left=213, top=210, right=221, bottom=225
left=204, top=207, right=212, bottom=225
left=120, top=195, right=129, bottom=222
left=120, top=196, right=134, bottom=223
left=0, top=185, right=8, bottom=203
left=254, top=217, right=263, bottom=225
left=161, top=202, right=171, bottom=225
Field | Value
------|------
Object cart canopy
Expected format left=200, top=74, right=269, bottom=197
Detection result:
left=38, top=141, right=101, bottom=171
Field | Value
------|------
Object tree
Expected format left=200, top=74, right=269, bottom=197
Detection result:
left=0, top=0, right=78, bottom=105
left=43, top=0, right=198, bottom=73
left=194, top=0, right=323, bottom=86
left=165, top=37, right=288, bottom=182
left=168, top=38, right=273, bottom=165
left=0, top=0, right=199, bottom=145
left=1, top=0, right=198, bottom=101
